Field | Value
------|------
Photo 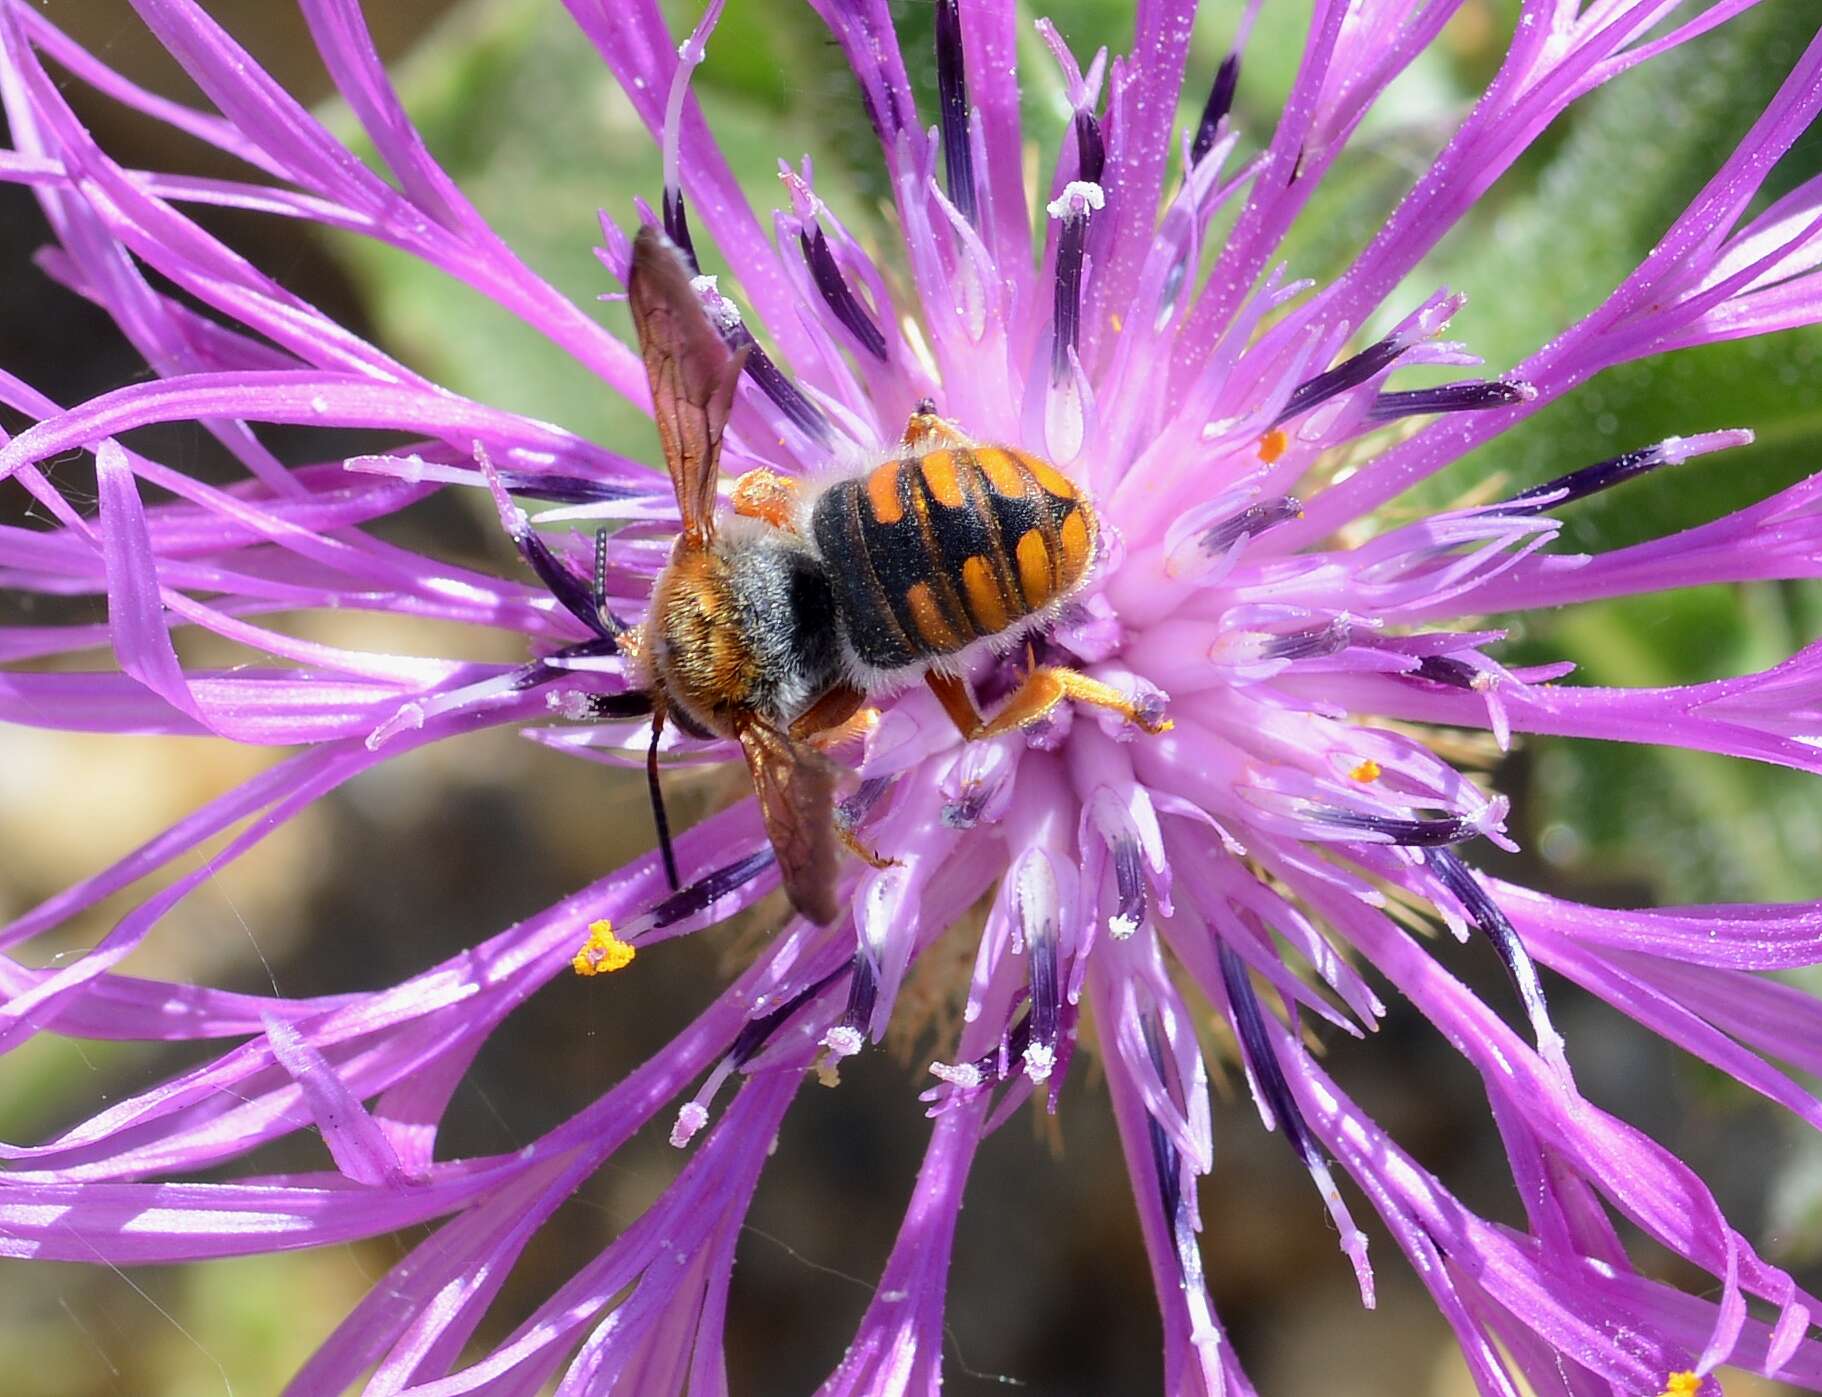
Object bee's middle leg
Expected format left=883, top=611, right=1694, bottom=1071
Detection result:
left=791, top=683, right=894, bottom=866
left=789, top=683, right=869, bottom=746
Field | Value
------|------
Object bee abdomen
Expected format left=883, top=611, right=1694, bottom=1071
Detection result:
left=810, top=446, right=1097, bottom=671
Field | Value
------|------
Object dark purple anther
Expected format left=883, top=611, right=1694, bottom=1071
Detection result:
left=935, top=0, right=978, bottom=227
left=1427, top=849, right=1558, bottom=1054
left=1051, top=211, right=1090, bottom=383
left=722, top=321, right=834, bottom=446
left=1366, top=380, right=1530, bottom=423
left=1046, top=89, right=1105, bottom=385
left=1191, top=53, right=1241, bottom=165
left=1497, top=444, right=1666, bottom=514
left=1111, top=835, right=1147, bottom=935
left=558, top=685, right=657, bottom=717
left=730, top=963, right=850, bottom=1066
left=1198, top=497, right=1303, bottom=556
left=512, top=524, right=619, bottom=644
left=1320, top=809, right=1483, bottom=847
left=647, top=847, right=777, bottom=930
left=836, top=775, right=894, bottom=832
left=662, top=186, right=700, bottom=274
left=508, top=639, right=623, bottom=693
left=1262, top=616, right=1351, bottom=661
left=1408, top=654, right=1481, bottom=688
left=660, top=219, right=832, bottom=445
left=1145, top=1107, right=1183, bottom=1236
left=1074, top=108, right=1106, bottom=185
left=936, top=1006, right=1036, bottom=1094
left=800, top=224, right=888, bottom=361
left=837, top=950, right=880, bottom=1037
left=1273, top=335, right=1409, bottom=426
left=493, top=471, right=649, bottom=504
left=1139, top=1017, right=1185, bottom=1214
left=1218, top=942, right=1325, bottom=1174
left=1029, top=927, right=1060, bottom=1050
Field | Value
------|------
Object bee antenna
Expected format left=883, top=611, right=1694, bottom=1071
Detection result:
left=648, top=715, right=682, bottom=891
left=593, top=526, right=628, bottom=638
left=592, top=526, right=609, bottom=610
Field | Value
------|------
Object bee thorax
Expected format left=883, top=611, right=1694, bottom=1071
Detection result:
left=648, top=536, right=842, bottom=734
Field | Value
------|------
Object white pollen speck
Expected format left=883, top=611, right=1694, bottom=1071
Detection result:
left=546, top=690, right=595, bottom=720
left=821, top=1026, right=864, bottom=1059
left=309, top=395, right=329, bottom=415
left=929, top=1060, right=983, bottom=1089
left=669, top=1101, right=709, bottom=1149
left=1046, top=179, right=1105, bottom=220
left=695, top=277, right=743, bottom=330
left=1108, top=913, right=1139, bottom=940
left=1022, top=1042, right=1057, bottom=1083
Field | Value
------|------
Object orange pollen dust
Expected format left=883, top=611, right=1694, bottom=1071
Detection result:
left=572, top=920, right=636, bottom=977
left=1257, top=428, right=1289, bottom=463
left=1348, top=759, right=1382, bottom=783
left=730, top=468, right=799, bottom=530
left=1659, top=1375, right=1701, bottom=1397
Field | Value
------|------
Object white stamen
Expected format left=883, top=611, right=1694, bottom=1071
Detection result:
left=692, top=274, right=743, bottom=330
left=1022, top=1042, right=1057, bottom=1083
left=820, top=1025, right=864, bottom=1060
left=669, top=1101, right=709, bottom=1149
left=546, top=690, right=596, bottom=721
left=1046, top=180, right=1105, bottom=220
left=929, top=1060, right=983, bottom=1089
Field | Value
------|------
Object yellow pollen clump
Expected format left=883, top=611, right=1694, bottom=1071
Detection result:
left=1257, top=428, right=1289, bottom=463
left=1109, top=311, right=1124, bottom=332
left=572, top=920, right=636, bottom=977
left=1349, top=759, right=1382, bottom=783
left=1660, top=1374, right=1701, bottom=1397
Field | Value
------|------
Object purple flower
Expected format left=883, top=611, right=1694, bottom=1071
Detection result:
left=2, top=0, right=1821, bottom=1391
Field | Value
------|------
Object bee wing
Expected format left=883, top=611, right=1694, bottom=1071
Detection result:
left=736, top=719, right=841, bottom=925
left=628, top=226, right=747, bottom=546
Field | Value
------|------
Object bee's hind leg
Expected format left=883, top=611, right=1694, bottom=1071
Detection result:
left=839, top=827, right=897, bottom=869
left=926, top=668, right=1170, bottom=741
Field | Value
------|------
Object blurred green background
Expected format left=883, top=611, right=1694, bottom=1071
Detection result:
left=0, top=0, right=1818, bottom=1392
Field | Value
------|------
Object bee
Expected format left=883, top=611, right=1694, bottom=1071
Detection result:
left=616, top=227, right=1165, bottom=924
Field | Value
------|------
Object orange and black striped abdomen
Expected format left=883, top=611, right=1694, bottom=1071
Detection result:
left=809, top=446, right=1097, bottom=671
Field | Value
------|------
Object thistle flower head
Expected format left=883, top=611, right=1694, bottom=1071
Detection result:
left=3, top=0, right=1822, bottom=1392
